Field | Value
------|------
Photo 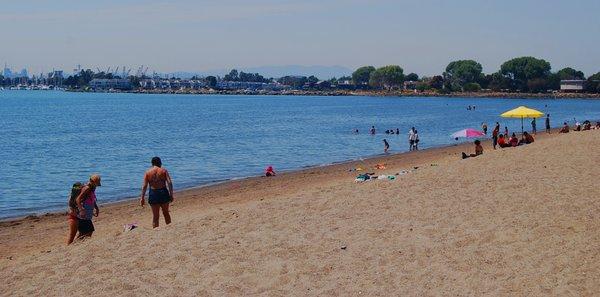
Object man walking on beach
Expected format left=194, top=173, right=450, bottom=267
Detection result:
left=546, top=114, right=551, bottom=133
left=492, top=122, right=500, bottom=150
left=140, top=157, right=174, bottom=228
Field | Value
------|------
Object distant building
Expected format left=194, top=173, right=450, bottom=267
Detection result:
left=217, top=81, right=265, bottom=90
left=3, top=63, right=12, bottom=78
left=89, top=78, right=132, bottom=90
left=560, top=80, right=585, bottom=92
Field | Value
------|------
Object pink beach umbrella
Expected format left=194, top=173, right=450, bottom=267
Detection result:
left=451, top=128, right=485, bottom=139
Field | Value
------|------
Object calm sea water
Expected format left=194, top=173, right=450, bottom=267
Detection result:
left=1, top=91, right=599, bottom=219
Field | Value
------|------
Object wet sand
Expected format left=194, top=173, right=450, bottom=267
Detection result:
left=1, top=129, right=598, bottom=296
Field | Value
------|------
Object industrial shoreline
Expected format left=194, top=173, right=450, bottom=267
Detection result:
left=66, top=88, right=600, bottom=99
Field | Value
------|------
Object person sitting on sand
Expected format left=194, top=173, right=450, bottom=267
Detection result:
left=583, top=121, right=591, bottom=131
left=595, top=122, right=600, bottom=129
left=383, top=139, right=390, bottom=153
left=497, top=134, right=510, bottom=148
left=265, top=166, right=276, bottom=177
left=140, top=157, right=174, bottom=228
left=75, top=174, right=101, bottom=239
left=519, top=131, right=535, bottom=145
left=509, top=133, right=519, bottom=147
left=574, top=122, right=581, bottom=131
left=462, top=140, right=483, bottom=159
left=560, top=122, right=570, bottom=133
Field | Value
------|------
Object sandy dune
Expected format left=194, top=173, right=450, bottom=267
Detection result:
left=1, top=130, right=599, bottom=296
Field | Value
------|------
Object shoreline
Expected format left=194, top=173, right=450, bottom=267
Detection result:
left=0, top=125, right=573, bottom=223
left=64, top=88, right=600, bottom=99
left=0, top=129, right=564, bottom=256
left=0, top=138, right=481, bottom=258
left=0, top=141, right=471, bottom=222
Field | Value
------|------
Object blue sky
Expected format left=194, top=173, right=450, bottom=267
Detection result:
left=1, top=0, right=600, bottom=77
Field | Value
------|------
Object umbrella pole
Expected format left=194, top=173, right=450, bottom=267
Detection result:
left=521, top=117, right=524, bottom=138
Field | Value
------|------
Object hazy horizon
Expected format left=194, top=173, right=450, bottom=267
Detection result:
left=2, top=0, right=600, bottom=77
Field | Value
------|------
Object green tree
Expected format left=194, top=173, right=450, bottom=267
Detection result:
left=307, top=75, right=319, bottom=85
left=278, top=76, right=308, bottom=88
left=556, top=67, right=585, bottom=80
left=463, top=82, right=481, bottom=92
left=224, top=69, right=239, bottom=81
left=586, top=72, right=600, bottom=92
left=546, top=73, right=561, bottom=90
left=352, top=66, right=376, bottom=85
left=527, top=78, right=548, bottom=93
left=428, top=75, right=444, bottom=90
left=488, top=72, right=511, bottom=91
left=405, top=72, right=419, bottom=81
left=205, top=76, right=217, bottom=88
left=444, top=60, right=483, bottom=91
left=369, top=65, right=404, bottom=89
left=500, top=56, right=551, bottom=91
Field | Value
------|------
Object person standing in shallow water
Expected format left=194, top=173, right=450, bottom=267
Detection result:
left=546, top=114, right=551, bottom=133
left=140, top=157, right=174, bottom=228
left=383, top=139, right=390, bottom=153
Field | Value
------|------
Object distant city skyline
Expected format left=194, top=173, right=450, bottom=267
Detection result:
left=2, top=0, right=600, bottom=78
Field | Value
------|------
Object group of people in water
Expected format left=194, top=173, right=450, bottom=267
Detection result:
left=356, top=126, right=420, bottom=153
left=67, top=156, right=174, bottom=245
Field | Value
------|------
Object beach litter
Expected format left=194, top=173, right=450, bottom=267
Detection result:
left=124, top=223, right=138, bottom=232
left=348, top=167, right=364, bottom=172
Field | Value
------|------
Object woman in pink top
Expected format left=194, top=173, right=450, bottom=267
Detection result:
left=75, top=174, right=101, bottom=238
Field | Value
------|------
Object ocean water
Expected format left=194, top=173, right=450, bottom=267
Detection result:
left=1, top=90, right=599, bottom=219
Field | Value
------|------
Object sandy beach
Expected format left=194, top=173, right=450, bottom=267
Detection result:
left=1, top=129, right=599, bottom=296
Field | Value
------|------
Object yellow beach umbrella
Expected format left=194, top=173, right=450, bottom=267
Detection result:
left=500, top=106, right=544, bottom=136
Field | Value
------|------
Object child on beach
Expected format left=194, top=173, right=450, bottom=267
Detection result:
left=560, top=122, right=570, bottom=133
left=140, top=157, right=174, bottom=228
left=75, top=175, right=101, bottom=239
left=265, top=166, right=276, bottom=176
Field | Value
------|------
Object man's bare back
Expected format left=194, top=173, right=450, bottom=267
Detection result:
left=144, top=167, right=170, bottom=189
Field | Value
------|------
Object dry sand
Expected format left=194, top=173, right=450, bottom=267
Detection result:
left=1, top=130, right=599, bottom=296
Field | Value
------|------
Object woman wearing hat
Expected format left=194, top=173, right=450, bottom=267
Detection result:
left=75, top=174, right=101, bottom=238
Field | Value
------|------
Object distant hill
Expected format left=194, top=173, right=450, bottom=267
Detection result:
left=168, top=65, right=352, bottom=80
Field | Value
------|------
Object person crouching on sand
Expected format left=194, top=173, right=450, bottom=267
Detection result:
left=75, top=174, right=101, bottom=239
left=140, top=157, right=174, bottom=228
left=265, top=166, right=276, bottom=176
left=462, top=140, right=483, bottom=159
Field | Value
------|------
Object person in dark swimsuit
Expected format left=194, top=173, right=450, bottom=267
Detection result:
left=140, top=157, right=174, bottom=228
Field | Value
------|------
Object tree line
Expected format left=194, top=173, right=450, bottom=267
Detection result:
left=352, top=57, right=600, bottom=93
